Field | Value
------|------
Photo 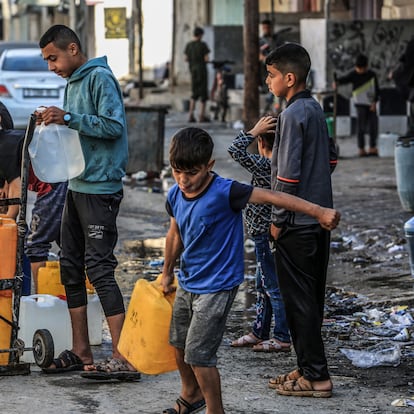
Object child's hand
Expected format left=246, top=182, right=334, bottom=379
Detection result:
left=161, top=273, right=177, bottom=295
left=248, top=115, right=277, bottom=137
left=318, top=207, right=341, bottom=231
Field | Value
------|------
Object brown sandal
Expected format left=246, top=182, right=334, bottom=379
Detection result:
left=277, top=376, right=332, bottom=398
left=268, top=368, right=301, bottom=389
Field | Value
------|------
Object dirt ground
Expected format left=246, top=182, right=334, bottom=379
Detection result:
left=1, top=116, right=414, bottom=413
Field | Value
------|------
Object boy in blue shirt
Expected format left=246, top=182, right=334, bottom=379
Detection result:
left=161, top=127, right=340, bottom=413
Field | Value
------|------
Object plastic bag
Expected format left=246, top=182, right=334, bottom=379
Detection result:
left=340, top=341, right=401, bottom=368
left=28, top=123, right=85, bottom=183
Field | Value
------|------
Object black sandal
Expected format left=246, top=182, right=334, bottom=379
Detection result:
left=163, top=396, right=206, bottom=414
left=42, top=349, right=85, bottom=374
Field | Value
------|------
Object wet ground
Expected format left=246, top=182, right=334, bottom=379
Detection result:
left=1, top=114, right=414, bottom=413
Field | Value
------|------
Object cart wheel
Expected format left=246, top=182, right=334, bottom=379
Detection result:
left=33, top=329, right=54, bottom=368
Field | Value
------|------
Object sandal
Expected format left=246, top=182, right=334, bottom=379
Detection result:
left=276, top=376, right=332, bottom=398
left=230, top=333, right=262, bottom=348
left=80, top=357, right=141, bottom=381
left=252, top=339, right=291, bottom=353
left=268, top=368, right=301, bottom=389
left=163, top=396, right=206, bottom=414
left=42, top=349, right=86, bottom=374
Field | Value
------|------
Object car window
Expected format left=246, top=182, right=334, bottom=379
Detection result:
left=2, top=54, right=48, bottom=72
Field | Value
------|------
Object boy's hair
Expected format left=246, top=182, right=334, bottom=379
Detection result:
left=170, top=127, right=213, bottom=170
left=193, top=27, right=204, bottom=37
left=39, top=24, right=82, bottom=52
left=261, top=19, right=272, bottom=26
left=259, top=131, right=275, bottom=151
left=265, top=43, right=311, bottom=84
left=355, top=54, right=368, bottom=68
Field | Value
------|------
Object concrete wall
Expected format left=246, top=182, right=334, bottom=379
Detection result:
left=173, top=0, right=209, bottom=85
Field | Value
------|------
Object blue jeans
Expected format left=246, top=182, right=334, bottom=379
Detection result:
left=251, top=233, right=290, bottom=343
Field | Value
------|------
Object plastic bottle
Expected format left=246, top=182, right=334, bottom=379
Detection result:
left=28, top=109, right=85, bottom=183
left=404, top=217, right=414, bottom=277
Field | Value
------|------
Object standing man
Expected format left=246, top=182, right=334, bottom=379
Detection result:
left=39, top=25, right=138, bottom=379
left=184, top=26, right=210, bottom=123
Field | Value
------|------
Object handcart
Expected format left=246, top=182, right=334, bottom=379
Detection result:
left=0, top=114, right=54, bottom=375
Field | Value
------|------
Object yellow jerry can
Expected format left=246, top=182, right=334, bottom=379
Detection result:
left=118, top=275, right=178, bottom=375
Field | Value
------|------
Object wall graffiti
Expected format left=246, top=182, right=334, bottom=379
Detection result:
left=327, top=20, right=414, bottom=86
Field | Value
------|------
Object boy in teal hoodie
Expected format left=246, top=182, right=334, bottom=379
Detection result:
left=38, top=25, right=137, bottom=379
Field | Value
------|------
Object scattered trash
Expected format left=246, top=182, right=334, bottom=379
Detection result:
left=232, top=120, right=244, bottom=130
left=132, top=171, right=148, bottom=181
left=244, top=238, right=255, bottom=254
left=393, top=328, right=410, bottom=342
left=340, top=341, right=401, bottom=368
left=391, top=397, right=414, bottom=407
left=149, top=259, right=164, bottom=267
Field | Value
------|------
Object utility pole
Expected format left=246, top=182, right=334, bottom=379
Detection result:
left=243, top=0, right=260, bottom=130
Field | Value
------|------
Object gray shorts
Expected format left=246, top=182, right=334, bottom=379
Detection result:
left=170, top=285, right=238, bottom=367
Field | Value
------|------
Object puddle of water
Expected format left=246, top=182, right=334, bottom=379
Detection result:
left=117, top=237, right=259, bottom=337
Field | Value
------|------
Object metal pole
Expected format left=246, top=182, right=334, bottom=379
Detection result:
left=243, top=0, right=260, bottom=130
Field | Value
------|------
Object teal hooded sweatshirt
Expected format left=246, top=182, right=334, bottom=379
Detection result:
left=63, top=56, right=128, bottom=194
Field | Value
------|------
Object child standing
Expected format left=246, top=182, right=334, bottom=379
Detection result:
left=265, top=43, right=337, bottom=398
left=334, top=54, right=380, bottom=157
left=228, top=116, right=291, bottom=352
left=160, top=127, right=340, bottom=413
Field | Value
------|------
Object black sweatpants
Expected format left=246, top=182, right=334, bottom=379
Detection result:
left=274, top=223, right=331, bottom=382
left=356, top=105, right=378, bottom=149
left=60, top=190, right=125, bottom=317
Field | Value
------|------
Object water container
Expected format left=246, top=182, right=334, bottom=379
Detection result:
left=87, top=294, right=103, bottom=346
left=38, top=261, right=64, bottom=296
left=0, top=216, right=17, bottom=282
left=118, top=275, right=178, bottom=375
left=19, top=294, right=72, bottom=363
left=395, top=137, right=414, bottom=212
left=404, top=217, right=414, bottom=277
left=0, top=292, right=12, bottom=365
left=378, top=132, right=399, bottom=157
left=37, top=261, right=95, bottom=296
left=28, top=123, right=85, bottom=183
left=18, top=293, right=102, bottom=363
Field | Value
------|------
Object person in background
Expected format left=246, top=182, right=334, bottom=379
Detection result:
left=391, top=36, right=414, bottom=135
left=228, top=116, right=291, bottom=353
left=0, top=102, right=23, bottom=219
left=184, top=26, right=210, bottom=123
left=160, top=126, right=340, bottom=413
left=0, top=101, right=67, bottom=292
left=334, top=54, right=380, bottom=157
left=266, top=43, right=337, bottom=397
left=38, top=24, right=138, bottom=380
left=25, top=171, right=67, bottom=293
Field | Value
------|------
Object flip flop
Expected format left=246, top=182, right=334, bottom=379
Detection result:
left=252, top=338, right=291, bottom=353
left=163, top=396, right=206, bottom=414
left=230, top=333, right=262, bottom=347
left=42, top=349, right=86, bottom=374
left=80, top=371, right=141, bottom=382
left=80, top=357, right=141, bottom=382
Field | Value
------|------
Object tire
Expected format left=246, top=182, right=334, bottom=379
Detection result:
left=33, top=329, right=54, bottom=368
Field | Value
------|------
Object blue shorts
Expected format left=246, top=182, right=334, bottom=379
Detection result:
left=25, top=182, right=67, bottom=262
left=169, top=286, right=238, bottom=367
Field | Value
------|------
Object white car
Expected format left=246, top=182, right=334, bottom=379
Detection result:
left=0, top=48, right=66, bottom=129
